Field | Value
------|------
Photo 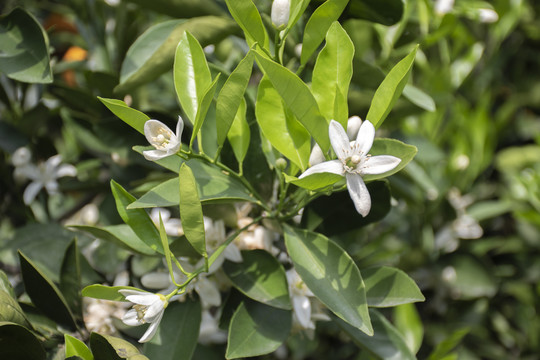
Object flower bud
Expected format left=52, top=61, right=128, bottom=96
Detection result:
left=308, top=144, right=325, bottom=166
left=275, top=157, right=288, bottom=170
left=346, top=116, right=362, bottom=140
left=271, top=0, right=290, bottom=30
left=12, top=147, right=31, bottom=167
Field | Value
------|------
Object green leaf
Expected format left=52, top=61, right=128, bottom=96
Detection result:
left=334, top=309, right=416, bottom=360
left=0, top=322, right=46, bottom=360
left=312, top=22, right=354, bottom=126
left=443, top=255, right=497, bottom=299
left=98, top=97, right=150, bottom=135
left=0, top=8, right=52, bottom=83
left=174, top=31, right=212, bottom=125
left=255, top=53, right=330, bottom=152
left=345, top=0, right=404, bottom=25
left=70, top=225, right=156, bottom=256
left=59, top=239, right=83, bottom=322
left=256, top=77, right=311, bottom=170
left=90, top=333, right=149, bottom=360
left=394, top=304, right=423, bottom=355
left=363, top=138, right=418, bottom=182
left=158, top=215, right=177, bottom=287
left=0, top=291, right=32, bottom=328
left=300, top=0, right=350, bottom=65
left=127, top=159, right=257, bottom=208
left=124, top=0, right=225, bottom=18
left=427, top=328, right=469, bottom=360
left=116, top=16, right=237, bottom=94
left=223, top=250, right=291, bottom=310
left=143, top=299, right=201, bottom=360
left=363, top=266, right=424, bottom=307
left=82, top=285, right=142, bottom=302
left=366, top=46, right=418, bottom=128
left=224, top=0, right=268, bottom=48
left=216, top=51, right=254, bottom=150
left=227, top=98, right=250, bottom=166
left=403, top=84, right=436, bottom=112
left=65, top=334, right=94, bottom=360
left=283, top=225, right=372, bottom=335
left=0, top=271, right=17, bottom=302
left=284, top=172, right=342, bottom=190
left=191, top=74, right=221, bottom=148
left=179, top=163, right=207, bottom=263
left=226, top=300, right=291, bottom=359
left=18, top=251, right=78, bottom=330
left=111, top=180, right=164, bottom=254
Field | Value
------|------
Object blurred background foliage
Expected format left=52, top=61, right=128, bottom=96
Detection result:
left=1, top=0, right=540, bottom=359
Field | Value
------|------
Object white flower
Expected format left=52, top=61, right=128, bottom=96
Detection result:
left=198, top=310, right=227, bottom=345
left=477, top=8, right=498, bottom=23
left=434, top=0, right=454, bottom=15
left=149, top=208, right=184, bottom=236
left=143, top=116, right=183, bottom=161
left=299, top=120, right=401, bottom=217
left=17, top=154, right=77, bottom=205
left=119, top=289, right=168, bottom=343
left=12, top=147, right=32, bottom=167
left=287, top=269, right=314, bottom=330
left=271, top=0, right=290, bottom=30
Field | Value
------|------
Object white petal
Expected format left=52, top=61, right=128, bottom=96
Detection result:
left=346, top=116, right=362, bottom=140
left=293, top=295, right=312, bottom=329
left=23, top=181, right=43, bottom=204
left=56, top=164, right=77, bottom=178
left=224, top=244, right=243, bottom=263
left=361, top=155, right=401, bottom=175
left=196, top=277, right=221, bottom=308
left=119, top=289, right=149, bottom=298
left=143, top=149, right=168, bottom=161
left=346, top=173, right=371, bottom=217
left=175, top=115, right=184, bottom=138
left=139, top=311, right=163, bottom=343
left=356, top=120, right=375, bottom=156
left=122, top=309, right=141, bottom=326
left=164, top=218, right=183, bottom=236
left=141, top=272, right=171, bottom=290
left=298, top=160, right=343, bottom=179
left=144, top=301, right=165, bottom=322
left=44, top=181, right=59, bottom=195
left=328, top=120, right=350, bottom=160
left=45, top=154, right=63, bottom=171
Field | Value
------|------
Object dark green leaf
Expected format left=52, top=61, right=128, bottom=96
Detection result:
left=0, top=8, right=52, bottom=83
left=427, top=328, right=469, bottom=360
left=363, top=266, right=424, bottom=307
left=18, top=251, right=77, bottom=330
left=345, top=0, right=404, bottom=25
left=59, top=239, right=83, bottom=323
left=0, top=291, right=32, bottom=328
left=284, top=225, right=373, bottom=335
left=226, top=300, right=291, bottom=359
left=143, top=299, right=201, bottom=360
left=0, top=322, right=46, bottom=360
left=125, top=0, right=225, bottom=18
left=224, top=250, right=291, bottom=310
left=90, top=333, right=149, bottom=360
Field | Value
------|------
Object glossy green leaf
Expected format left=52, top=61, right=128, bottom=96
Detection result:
left=366, top=46, right=418, bottom=128
left=90, top=333, right=149, bottom=360
left=0, top=8, right=52, bottom=83
left=82, top=285, right=142, bottom=302
left=65, top=334, right=94, bottom=360
left=111, top=180, right=163, bottom=254
left=18, top=251, right=78, bottom=330
left=125, top=0, right=225, bottom=18
left=116, top=16, right=236, bottom=94
left=255, top=52, right=329, bottom=152
left=256, top=77, right=311, bottom=170
left=312, top=22, right=354, bottom=126
left=128, top=159, right=256, bottom=208
left=179, top=163, right=207, bottom=263
left=226, top=300, right=291, bottom=359
left=0, top=291, right=32, bottom=328
left=284, top=172, right=342, bottom=190
left=284, top=225, right=373, bottom=334
left=174, top=30, right=212, bottom=125
left=345, top=0, right=404, bottom=25
left=363, top=138, right=418, bottom=182
left=334, top=309, right=416, bottom=360
left=300, top=0, right=349, bottom=65
left=403, top=84, right=436, bottom=112
left=70, top=225, right=156, bottom=256
left=227, top=98, right=250, bottom=166
left=0, top=322, right=46, bottom=360
left=59, top=239, right=83, bottom=322
left=191, top=74, right=221, bottom=148
left=224, top=0, right=268, bottom=48
left=363, top=266, right=424, bottom=307
left=394, top=304, right=423, bottom=355
left=216, top=51, right=254, bottom=150
left=143, top=299, right=201, bottom=360
left=287, top=0, right=311, bottom=33
left=224, top=250, right=291, bottom=310
left=98, top=97, right=150, bottom=135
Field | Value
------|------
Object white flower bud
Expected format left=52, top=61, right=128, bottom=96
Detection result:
left=434, top=0, right=454, bottom=15
left=12, top=147, right=32, bottom=167
left=477, top=8, right=498, bottom=23
left=346, top=116, right=362, bottom=140
left=271, top=0, right=290, bottom=30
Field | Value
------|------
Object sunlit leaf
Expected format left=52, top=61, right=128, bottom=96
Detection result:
left=65, top=334, right=94, bottom=360
left=363, top=266, right=425, bottom=307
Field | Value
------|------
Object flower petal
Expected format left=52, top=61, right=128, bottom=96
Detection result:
left=143, top=149, right=168, bottom=161
left=346, top=173, right=371, bottom=217
left=175, top=115, right=184, bottom=138
left=361, top=155, right=401, bottom=175
left=292, top=295, right=312, bottom=329
left=196, top=277, right=221, bottom=308
left=56, top=164, right=77, bottom=178
left=23, top=181, right=43, bottom=205
left=144, top=300, right=165, bottom=322
left=144, top=120, right=173, bottom=146
left=141, top=272, right=172, bottom=290
left=329, top=120, right=350, bottom=160
left=346, top=116, right=362, bottom=140
left=45, top=154, right=63, bottom=171
left=224, top=243, right=243, bottom=263
left=139, top=310, right=164, bottom=343
left=122, top=309, right=141, bottom=326
left=298, top=160, right=343, bottom=179
left=355, top=120, right=375, bottom=156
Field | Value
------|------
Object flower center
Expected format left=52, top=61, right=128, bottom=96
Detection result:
left=133, top=304, right=148, bottom=323
left=152, top=128, right=174, bottom=149
left=344, top=154, right=363, bottom=173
